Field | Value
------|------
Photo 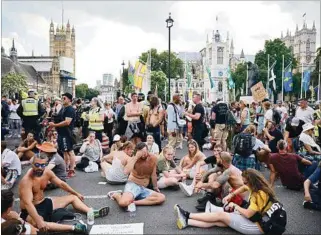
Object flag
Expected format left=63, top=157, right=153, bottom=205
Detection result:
left=303, top=70, right=311, bottom=92
left=186, top=62, right=192, bottom=88
left=269, top=60, right=277, bottom=90
left=206, top=65, right=214, bottom=89
left=134, top=61, right=147, bottom=89
left=226, top=66, right=235, bottom=89
left=128, top=62, right=135, bottom=86
left=283, top=62, right=293, bottom=92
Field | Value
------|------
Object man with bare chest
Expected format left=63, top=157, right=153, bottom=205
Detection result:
left=19, top=153, right=110, bottom=233
left=108, top=142, right=165, bottom=209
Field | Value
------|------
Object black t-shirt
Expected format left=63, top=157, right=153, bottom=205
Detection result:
left=212, top=102, right=228, bottom=124
left=56, top=105, right=75, bottom=136
left=268, top=128, right=284, bottom=153
left=204, top=155, right=217, bottom=165
left=285, top=117, right=304, bottom=138
left=192, top=103, right=205, bottom=128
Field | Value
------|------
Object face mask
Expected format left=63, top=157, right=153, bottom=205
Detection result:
left=32, top=169, right=44, bottom=177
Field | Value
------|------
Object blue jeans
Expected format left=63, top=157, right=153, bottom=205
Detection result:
left=124, top=181, right=153, bottom=200
left=303, top=161, right=319, bottom=180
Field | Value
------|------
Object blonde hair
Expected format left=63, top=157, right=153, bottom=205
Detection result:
left=220, top=152, right=232, bottom=164
left=244, top=124, right=256, bottom=135
left=187, top=140, right=200, bottom=159
left=162, top=145, right=174, bottom=155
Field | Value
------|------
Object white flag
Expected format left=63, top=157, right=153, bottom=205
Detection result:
left=269, top=60, right=277, bottom=90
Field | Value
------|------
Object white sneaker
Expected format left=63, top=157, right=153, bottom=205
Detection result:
left=179, top=182, right=193, bottom=197
left=84, top=161, right=98, bottom=173
left=107, top=190, right=123, bottom=200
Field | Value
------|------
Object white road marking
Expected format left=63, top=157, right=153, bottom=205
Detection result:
left=14, top=195, right=108, bottom=202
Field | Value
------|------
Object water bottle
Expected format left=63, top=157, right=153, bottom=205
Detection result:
left=128, top=202, right=136, bottom=217
left=87, top=208, right=94, bottom=225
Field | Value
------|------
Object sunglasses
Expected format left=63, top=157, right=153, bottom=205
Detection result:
left=33, top=163, right=48, bottom=168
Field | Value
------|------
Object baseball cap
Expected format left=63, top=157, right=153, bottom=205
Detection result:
left=291, top=117, right=300, bottom=127
left=262, top=98, right=270, bottom=102
left=62, top=92, right=73, bottom=101
left=113, top=134, right=121, bottom=142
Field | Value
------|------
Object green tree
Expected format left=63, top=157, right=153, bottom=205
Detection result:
left=254, top=39, right=298, bottom=99
left=85, top=88, right=100, bottom=100
left=231, top=63, right=247, bottom=100
left=151, top=71, right=167, bottom=101
left=311, top=47, right=321, bottom=91
left=75, top=83, right=89, bottom=98
left=1, top=73, right=28, bottom=97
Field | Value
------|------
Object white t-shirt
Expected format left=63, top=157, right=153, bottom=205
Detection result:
left=264, top=109, right=273, bottom=125
left=295, top=107, right=314, bottom=124
left=276, top=106, right=288, bottom=121
left=145, top=142, right=159, bottom=154
left=105, top=109, right=115, bottom=123
left=253, top=138, right=265, bottom=151
left=1, top=149, right=21, bottom=175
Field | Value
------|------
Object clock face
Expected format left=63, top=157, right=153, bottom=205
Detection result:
left=218, top=71, right=223, bottom=77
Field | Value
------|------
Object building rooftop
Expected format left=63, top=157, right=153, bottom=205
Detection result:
left=177, top=52, right=202, bottom=62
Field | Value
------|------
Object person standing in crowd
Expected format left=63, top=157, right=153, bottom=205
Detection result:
left=114, top=96, right=125, bottom=120
left=184, top=93, right=205, bottom=151
left=288, top=101, right=296, bottom=117
left=49, top=92, right=76, bottom=178
left=211, top=99, right=229, bottom=151
left=255, top=102, right=265, bottom=139
left=263, top=101, right=273, bottom=126
left=88, top=97, right=105, bottom=142
left=104, top=102, right=115, bottom=147
left=146, top=96, right=163, bottom=151
left=296, top=98, right=314, bottom=124
left=8, top=99, right=21, bottom=138
left=1, top=95, right=10, bottom=125
left=167, top=94, right=182, bottom=150
left=239, top=100, right=250, bottom=132
left=276, top=101, right=288, bottom=132
left=249, top=102, right=257, bottom=124
left=73, top=99, right=83, bottom=143
left=17, top=90, right=44, bottom=142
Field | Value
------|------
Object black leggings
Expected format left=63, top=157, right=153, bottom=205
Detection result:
left=76, top=157, right=101, bottom=170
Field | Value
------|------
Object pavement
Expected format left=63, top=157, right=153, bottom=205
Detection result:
left=7, top=137, right=321, bottom=234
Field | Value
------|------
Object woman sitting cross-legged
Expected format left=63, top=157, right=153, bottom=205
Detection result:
left=145, top=134, right=160, bottom=155
left=174, top=169, right=284, bottom=235
left=100, top=141, right=134, bottom=184
left=76, top=131, right=102, bottom=172
left=157, top=145, right=186, bottom=189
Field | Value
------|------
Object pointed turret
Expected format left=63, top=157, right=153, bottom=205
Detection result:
left=240, top=49, right=245, bottom=58
left=312, top=20, right=316, bottom=31
left=281, top=31, right=283, bottom=38
left=10, top=39, right=18, bottom=63
left=56, top=25, right=60, bottom=33
left=230, top=38, right=234, bottom=57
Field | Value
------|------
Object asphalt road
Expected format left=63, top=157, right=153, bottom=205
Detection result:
left=8, top=138, right=321, bottom=234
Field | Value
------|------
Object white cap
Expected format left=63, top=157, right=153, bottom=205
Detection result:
left=113, top=134, right=121, bottom=142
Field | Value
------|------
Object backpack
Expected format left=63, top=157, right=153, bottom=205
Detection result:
left=272, top=108, right=281, bottom=124
left=233, top=133, right=256, bottom=157
left=226, top=110, right=237, bottom=126
left=259, top=200, right=287, bottom=235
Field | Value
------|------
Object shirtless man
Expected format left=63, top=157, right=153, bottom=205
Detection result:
left=107, top=142, right=165, bottom=209
left=19, top=153, right=110, bottom=233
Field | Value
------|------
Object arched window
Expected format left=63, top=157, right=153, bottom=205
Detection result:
left=217, top=47, right=224, bottom=64
left=218, top=81, right=223, bottom=92
left=306, top=39, right=310, bottom=53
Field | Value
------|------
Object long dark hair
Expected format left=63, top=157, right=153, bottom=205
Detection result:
left=150, top=96, right=159, bottom=109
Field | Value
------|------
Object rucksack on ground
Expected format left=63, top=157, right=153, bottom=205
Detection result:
left=272, top=108, right=282, bottom=124
left=260, top=201, right=287, bottom=235
left=233, top=133, right=256, bottom=157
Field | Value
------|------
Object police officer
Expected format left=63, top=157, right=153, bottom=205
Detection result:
left=17, top=90, right=44, bottom=141
left=88, top=97, right=104, bottom=142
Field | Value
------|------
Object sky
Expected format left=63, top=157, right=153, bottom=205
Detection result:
left=2, top=1, right=320, bottom=88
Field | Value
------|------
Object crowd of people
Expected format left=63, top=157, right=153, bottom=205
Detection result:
left=1, top=89, right=321, bottom=235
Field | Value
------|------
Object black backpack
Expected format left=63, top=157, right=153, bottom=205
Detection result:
left=272, top=108, right=281, bottom=124
left=260, top=200, right=287, bottom=235
left=233, top=133, right=256, bottom=157
left=226, top=110, right=237, bottom=126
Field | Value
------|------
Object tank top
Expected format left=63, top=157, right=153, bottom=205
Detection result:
left=106, top=157, right=128, bottom=183
left=243, top=108, right=250, bottom=125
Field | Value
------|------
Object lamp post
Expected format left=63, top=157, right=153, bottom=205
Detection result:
left=121, top=60, right=125, bottom=94
left=166, top=12, right=174, bottom=101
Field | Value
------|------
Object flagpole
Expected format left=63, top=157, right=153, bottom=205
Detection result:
left=318, top=59, right=321, bottom=101
left=267, top=54, right=270, bottom=98
left=246, top=63, right=248, bottom=96
left=282, top=55, right=284, bottom=102
left=301, top=63, right=303, bottom=98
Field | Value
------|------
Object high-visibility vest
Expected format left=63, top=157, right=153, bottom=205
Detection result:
left=22, top=98, right=38, bottom=116
left=314, top=109, right=321, bottom=137
left=88, top=108, right=104, bottom=130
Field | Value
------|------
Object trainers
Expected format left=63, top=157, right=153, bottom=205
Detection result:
left=197, top=193, right=212, bottom=204
left=74, top=222, right=87, bottom=234
left=173, top=204, right=187, bottom=229
left=107, top=190, right=122, bottom=200
left=179, top=182, right=193, bottom=197
left=67, top=170, right=76, bottom=178
left=94, top=206, right=110, bottom=218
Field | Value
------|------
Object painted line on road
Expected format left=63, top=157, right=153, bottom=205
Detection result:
left=14, top=195, right=108, bottom=202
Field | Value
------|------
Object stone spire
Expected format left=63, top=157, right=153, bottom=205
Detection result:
left=240, top=49, right=245, bottom=58
left=10, top=39, right=18, bottom=63
left=312, top=20, right=316, bottom=31
left=230, top=38, right=234, bottom=56
left=281, top=31, right=283, bottom=38
left=296, top=24, right=299, bottom=32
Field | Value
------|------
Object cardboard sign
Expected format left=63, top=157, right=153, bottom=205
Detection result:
left=90, top=223, right=144, bottom=234
left=251, top=82, right=267, bottom=102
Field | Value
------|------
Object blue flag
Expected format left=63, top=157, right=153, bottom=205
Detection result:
left=226, top=67, right=235, bottom=89
left=283, top=63, right=293, bottom=92
left=303, top=71, right=311, bottom=92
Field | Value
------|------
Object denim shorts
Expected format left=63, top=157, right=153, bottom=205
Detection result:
left=124, top=181, right=153, bottom=200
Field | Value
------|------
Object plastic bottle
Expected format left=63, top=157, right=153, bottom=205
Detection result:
left=128, top=202, right=136, bottom=217
left=87, top=208, right=94, bottom=225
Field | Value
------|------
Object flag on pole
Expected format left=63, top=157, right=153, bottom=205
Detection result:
left=269, top=60, right=277, bottom=90
left=303, top=70, right=311, bottom=92
left=134, top=61, right=147, bottom=89
left=128, top=62, right=135, bottom=86
left=206, top=65, right=214, bottom=89
left=226, top=66, right=235, bottom=89
left=283, top=62, right=293, bottom=92
left=186, top=62, right=192, bottom=88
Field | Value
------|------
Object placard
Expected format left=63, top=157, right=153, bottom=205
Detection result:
left=90, top=223, right=144, bottom=234
left=250, top=82, right=267, bottom=102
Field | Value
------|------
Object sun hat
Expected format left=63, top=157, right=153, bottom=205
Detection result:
left=36, top=142, right=57, bottom=153
left=113, top=134, right=121, bottom=142
left=302, top=123, right=315, bottom=132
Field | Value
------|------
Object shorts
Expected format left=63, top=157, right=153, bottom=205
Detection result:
left=124, top=181, right=153, bottom=200
left=214, top=124, right=229, bottom=141
left=58, top=135, right=73, bottom=152
left=20, top=198, right=53, bottom=222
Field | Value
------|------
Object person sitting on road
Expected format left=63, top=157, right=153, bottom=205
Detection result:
left=19, top=152, right=109, bottom=234
left=1, top=189, right=38, bottom=235
left=263, top=120, right=284, bottom=154
left=107, top=142, right=165, bottom=210
left=157, top=145, right=186, bottom=189
left=145, top=134, right=160, bottom=155
left=179, top=140, right=207, bottom=179
left=110, top=134, right=123, bottom=152
left=303, top=162, right=321, bottom=211
left=48, top=130, right=58, bottom=149
left=76, top=131, right=102, bottom=172
left=179, top=152, right=246, bottom=212
left=284, top=117, right=304, bottom=153
left=16, top=132, right=38, bottom=161
left=35, top=142, right=67, bottom=190
left=1, top=141, right=21, bottom=190
left=233, top=125, right=271, bottom=171
left=269, top=140, right=318, bottom=191
left=173, top=169, right=280, bottom=234
left=299, top=123, right=321, bottom=162
left=101, top=141, right=134, bottom=185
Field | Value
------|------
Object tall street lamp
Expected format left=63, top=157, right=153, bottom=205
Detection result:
left=166, top=12, right=174, bottom=101
left=121, top=60, right=125, bottom=94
